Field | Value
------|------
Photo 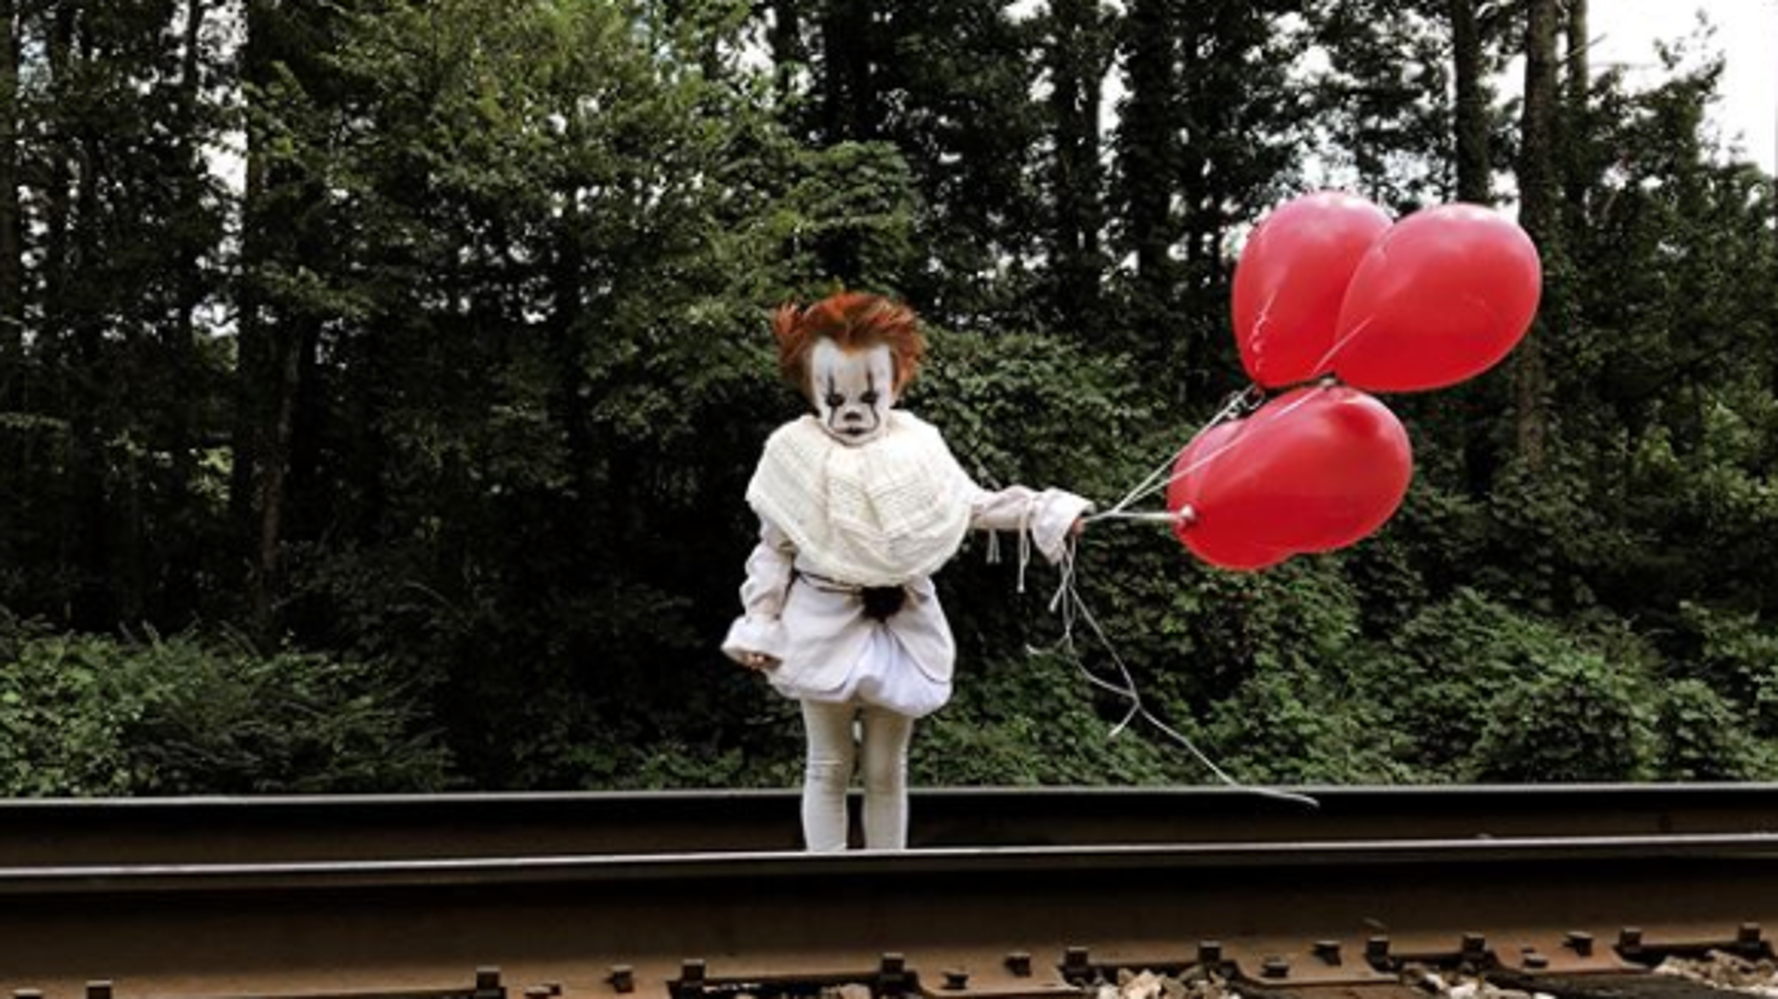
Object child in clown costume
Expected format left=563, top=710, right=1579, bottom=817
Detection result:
left=722, top=291, right=1092, bottom=851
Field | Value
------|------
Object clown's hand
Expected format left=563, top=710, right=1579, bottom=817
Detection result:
left=1031, top=489, right=1096, bottom=563
left=723, top=616, right=786, bottom=670
left=738, top=650, right=779, bottom=672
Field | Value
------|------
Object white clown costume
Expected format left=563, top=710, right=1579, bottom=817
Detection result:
left=722, top=293, right=1091, bottom=852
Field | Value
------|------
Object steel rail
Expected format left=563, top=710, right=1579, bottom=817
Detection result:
left=6, top=783, right=1778, bottom=866
left=6, top=831, right=1778, bottom=999
left=7, top=832, right=1778, bottom=892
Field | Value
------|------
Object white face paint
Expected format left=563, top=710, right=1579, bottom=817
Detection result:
left=810, top=340, right=896, bottom=445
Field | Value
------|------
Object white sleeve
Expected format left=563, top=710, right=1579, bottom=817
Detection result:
left=967, top=483, right=1095, bottom=565
left=720, top=518, right=796, bottom=663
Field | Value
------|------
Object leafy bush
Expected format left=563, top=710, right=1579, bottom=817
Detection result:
left=912, top=647, right=1180, bottom=786
left=0, top=620, right=143, bottom=795
left=1205, top=662, right=1417, bottom=785
left=1357, top=588, right=1604, bottom=778
left=1678, top=602, right=1778, bottom=737
left=1652, top=678, right=1776, bottom=780
left=0, top=616, right=453, bottom=796
left=1467, top=650, right=1657, bottom=782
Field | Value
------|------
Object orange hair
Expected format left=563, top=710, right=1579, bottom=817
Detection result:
left=771, top=292, right=927, bottom=400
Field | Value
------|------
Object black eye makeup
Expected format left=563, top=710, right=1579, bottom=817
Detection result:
left=811, top=345, right=892, bottom=440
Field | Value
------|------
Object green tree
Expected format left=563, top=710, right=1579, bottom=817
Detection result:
left=1109, top=0, right=1311, bottom=402
left=1512, top=0, right=1560, bottom=468
left=1307, top=0, right=1455, bottom=211
left=0, top=1, right=232, bottom=628
left=1034, top=0, right=1116, bottom=342
left=767, top=0, right=1045, bottom=325
left=245, top=0, right=912, bottom=784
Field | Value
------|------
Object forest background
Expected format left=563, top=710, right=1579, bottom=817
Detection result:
left=2, top=0, right=1776, bottom=796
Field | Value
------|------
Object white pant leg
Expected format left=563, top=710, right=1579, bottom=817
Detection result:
left=800, top=698, right=858, bottom=852
left=858, top=703, right=914, bottom=850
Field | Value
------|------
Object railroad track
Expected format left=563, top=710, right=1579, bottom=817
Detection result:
left=6, top=784, right=1778, bottom=864
left=4, top=786, right=1778, bottom=999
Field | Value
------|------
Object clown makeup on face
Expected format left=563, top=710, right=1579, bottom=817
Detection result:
left=809, top=339, right=896, bottom=445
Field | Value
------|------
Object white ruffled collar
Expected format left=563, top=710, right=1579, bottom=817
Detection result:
left=746, top=412, right=974, bottom=586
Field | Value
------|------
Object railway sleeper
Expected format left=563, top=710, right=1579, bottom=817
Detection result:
left=664, top=952, right=1082, bottom=999
left=8, top=926, right=1776, bottom=999
left=8, top=969, right=517, bottom=999
left=1033, top=925, right=1778, bottom=999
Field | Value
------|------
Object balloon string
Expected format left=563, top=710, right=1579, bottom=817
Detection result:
left=1089, top=387, right=1256, bottom=522
left=1092, top=510, right=1194, bottom=525
left=1088, top=381, right=1334, bottom=524
left=1030, top=538, right=1320, bottom=811
left=1307, top=313, right=1375, bottom=379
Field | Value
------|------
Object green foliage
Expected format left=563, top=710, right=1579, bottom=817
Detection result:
left=1303, top=0, right=1458, bottom=209
left=912, top=648, right=1178, bottom=786
left=1359, top=589, right=1624, bottom=778
left=0, top=616, right=452, bottom=796
left=918, top=325, right=1148, bottom=497
left=1468, top=651, right=1658, bottom=783
left=0, top=0, right=236, bottom=628
left=1652, top=679, right=1776, bottom=781
left=1677, top=603, right=1778, bottom=738
left=1205, top=662, right=1416, bottom=785
left=2, top=0, right=1776, bottom=794
left=771, top=141, right=922, bottom=297
left=0, top=620, right=141, bottom=796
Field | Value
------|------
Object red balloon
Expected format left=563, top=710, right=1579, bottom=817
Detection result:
left=1232, top=191, right=1392, bottom=388
left=1185, top=528, right=1293, bottom=571
left=1330, top=203, right=1542, bottom=392
left=1167, top=422, right=1293, bottom=570
left=1185, top=385, right=1414, bottom=554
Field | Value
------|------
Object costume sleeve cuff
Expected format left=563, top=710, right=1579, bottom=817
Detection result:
left=722, top=615, right=788, bottom=663
left=1030, top=489, right=1095, bottom=563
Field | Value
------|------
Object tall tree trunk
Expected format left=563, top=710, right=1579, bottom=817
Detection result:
left=818, top=0, right=876, bottom=144
left=811, top=0, right=877, bottom=283
left=1117, top=0, right=1176, bottom=367
left=235, top=0, right=310, bottom=644
left=230, top=139, right=263, bottom=553
left=254, top=321, right=304, bottom=637
left=41, top=5, right=72, bottom=619
left=1175, top=8, right=1216, bottom=397
left=71, top=20, right=122, bottom=626
left=233, top=0, right=268, bottom=628
left=0, top=0, right=21, bottom=398
left=43, top=5, right=70, bottom=354
left=1514, top=0, right=1559, bottom=470
left=767, top=0, right=805, bottom=113
left=1561, top=0, right=1588, bottom=231
left=1450, top=0, right=1490, bottom=204
left=1449, top=0, right=1500, bottom=495
left=43, top=5, right=115, bottom=626
left=1046, top=0, right=1108, bottom=341
left=163, top=0, right=208, bottom=622
left=551, top=208, right=594, bottom=561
